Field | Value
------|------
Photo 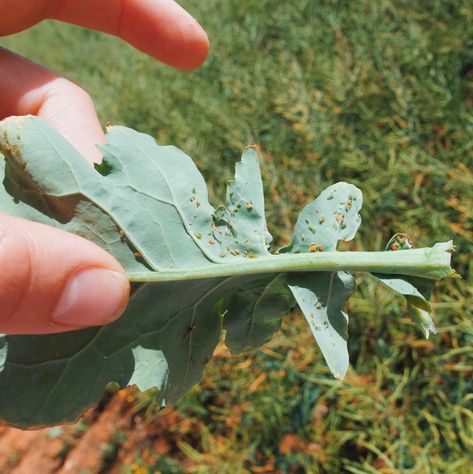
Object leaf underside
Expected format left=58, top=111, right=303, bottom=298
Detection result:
left=0, top=116, right=452, bottom=428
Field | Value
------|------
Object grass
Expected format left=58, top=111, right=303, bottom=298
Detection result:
left=1, top=0, right=472, bottom=472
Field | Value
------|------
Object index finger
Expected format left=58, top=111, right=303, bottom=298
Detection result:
left=1, top=0, right=209, bottom=70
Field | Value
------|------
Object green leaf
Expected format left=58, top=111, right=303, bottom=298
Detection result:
left=223, top=273, right=294, bottom=353
left=0, top=279, right=225, bottom=428
left=97, top=125, right=219, bottom=269
left=288, top=272, right=355, bottom=379
left=279, top=182, right=362, bottom=253
left=371, top=235, right=450, bottom=338
left=215, top=145, right=272, bottom=257
left=1, top=117, right=149, bottom=272
left=280, top=181, right=361, bottom=377
left=371, top=274, right=437, bottom=338
left=128, top=347, right=169, bottom=394
left=1, top=118, right=273, bottom=270
left=0, top=116, right=455, bottom=428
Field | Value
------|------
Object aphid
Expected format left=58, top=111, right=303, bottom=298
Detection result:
left=208, top=239, right=217, bottom=245
left=219, top=251, right=227, bottom=258
left=246, top=201, right=253, bottom=210
left=194, top=232, right=202, bottom=239
left=309, top=243, right=318, bottom=252
left=319, top=216, right=325, bottom=224
left=335, top=213, right=343, bottom=223
left=189, top=196, right=201, bottom=207
left=134, top=251, right=142, bottom=258
left=316, top=302, right=322, bottom=310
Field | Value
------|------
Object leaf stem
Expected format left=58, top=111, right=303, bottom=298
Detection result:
left=128, top=243, right=454, bottom=282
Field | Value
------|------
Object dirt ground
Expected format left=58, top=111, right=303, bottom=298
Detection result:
left=0, top=389, right=189, bottom=474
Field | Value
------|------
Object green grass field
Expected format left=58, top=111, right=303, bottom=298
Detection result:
left=1, top=0, right=472, bottom=472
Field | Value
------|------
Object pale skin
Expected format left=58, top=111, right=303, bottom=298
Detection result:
left=0, top=0, right=209, bottom=334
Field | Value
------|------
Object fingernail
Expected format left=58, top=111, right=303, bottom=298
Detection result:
left=52, top=268, right=129, bottom=326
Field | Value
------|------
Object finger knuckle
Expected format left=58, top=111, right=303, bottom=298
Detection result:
left=0, top=218, right=33, bottom=328
left=47, top=78, right=94, bottom=108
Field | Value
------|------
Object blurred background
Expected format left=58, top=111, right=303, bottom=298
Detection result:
left=0, top=1, right=472, bottom=472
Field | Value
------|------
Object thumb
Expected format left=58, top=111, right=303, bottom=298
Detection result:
left=0, top=213, right=130, bottom=334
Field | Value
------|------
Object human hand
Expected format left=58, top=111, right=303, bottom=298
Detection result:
left=0, top=0, right=209, bottom=334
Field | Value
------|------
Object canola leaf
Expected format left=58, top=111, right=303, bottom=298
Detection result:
left=288, top=272, right=355, bottom=379
left=372, top=274, right=437, bottom=338
left=0, top=274, right=292, bottom=428
left=0, top=116, right=455, bottom=428
left=0, top=279, right=225, bottom=428
left=223, top=273, right=294, bottom=353
left=0, top=117, right=272, bottom=269
left=280, top=182, right=361, bottom=377
left=97, top=125, right=218, bottom=268
left=408, top=306, right=438, bottom=339
left=128, top=347, right=169, bottom=394
left=279, top=182, right=362, bottom=253
left=371, top=234, right=445, bottom=338
left=217, top=146, right=272, bottom=255
left=0, top=117, right=148, bottom=272
left=99, top=128, right=273, bottom=263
